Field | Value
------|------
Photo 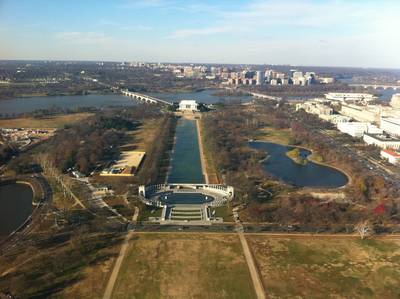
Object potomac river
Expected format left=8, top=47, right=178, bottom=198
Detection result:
left=0, top=89, right=252, bottom=115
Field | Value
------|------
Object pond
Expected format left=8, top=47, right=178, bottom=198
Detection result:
left=167, top=118, right=204, bottom=184
left=0, top=183, right=33, bottom=238
left=160, top=192, right=213, bottom=204
left=249, top=141, right=348, bottom=188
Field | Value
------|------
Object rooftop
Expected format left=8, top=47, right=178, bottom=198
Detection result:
left=382, top=149, right=400, bottom=157
left=364, top=133, right=400, bottom=142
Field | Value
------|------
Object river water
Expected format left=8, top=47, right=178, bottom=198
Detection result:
left=0, top=183, right=33, bottom=238
left=0, top=89, right=252, bottom=116
left=250, top=141, right=348, bottom=188
left=148, top=89, right=252, bottom=104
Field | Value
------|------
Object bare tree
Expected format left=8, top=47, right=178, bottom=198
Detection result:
left=355, top=221, right=371, bottom=239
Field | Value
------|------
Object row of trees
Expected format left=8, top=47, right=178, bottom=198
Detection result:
left=202, top=106, right=268, bottom=204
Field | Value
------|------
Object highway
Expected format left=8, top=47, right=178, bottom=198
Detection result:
left=316, top=128, right=400, bottom=189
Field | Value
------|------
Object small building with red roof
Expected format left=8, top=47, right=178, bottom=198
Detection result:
left=380, top=149, right=400, bottom=165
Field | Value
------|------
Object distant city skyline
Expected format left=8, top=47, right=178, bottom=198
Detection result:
left=1, top=0, right=400, bottom=68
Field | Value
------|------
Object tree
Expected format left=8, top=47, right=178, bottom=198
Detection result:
left=355, top=221, right=371, bottom=239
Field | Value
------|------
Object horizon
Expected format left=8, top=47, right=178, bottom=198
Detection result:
left=2, top=59, right=400, bottom=72
left=1, top=0, right=400, bottom=69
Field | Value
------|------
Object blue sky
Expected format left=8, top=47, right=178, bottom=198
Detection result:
left=1, top=0, right=399, bottom=68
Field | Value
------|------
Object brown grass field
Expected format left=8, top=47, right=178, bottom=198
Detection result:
left=254, top=127, right=292, bottom=145
left=247, top=235, right=400, bottom=299
left=111, top=233, right=256, bottom=299
left=0, top=113, right=93, bottom=128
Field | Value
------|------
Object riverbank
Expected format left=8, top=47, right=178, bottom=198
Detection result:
left=0, top=89, right=115, bottom=101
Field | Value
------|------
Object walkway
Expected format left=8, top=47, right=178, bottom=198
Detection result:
left=196, top=118, right=209, bottom=184
left=238, top=232, right=266, bottom=299
left=102, top=207, right=139, bottom=299
left=234, top=207, right=266, bottom=299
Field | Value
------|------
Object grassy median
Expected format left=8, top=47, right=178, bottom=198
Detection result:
left=111, top=233, right=256, bottom=299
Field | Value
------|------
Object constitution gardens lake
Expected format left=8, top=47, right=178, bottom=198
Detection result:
left=250, top=141, right=348, bottom=188
left=0, top=183, right=33, bottom=238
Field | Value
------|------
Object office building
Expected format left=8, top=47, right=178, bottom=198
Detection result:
left=380, top=117, right=400, bottom=137
left=337, top=122, right=369, bottom=137
left=256, top=71, right=264, bottom=85
left=390, top=94, right=400, bottom=109
left=325, top=93, right=377, bottom=103
left=363, top=133, right=400, bottom=149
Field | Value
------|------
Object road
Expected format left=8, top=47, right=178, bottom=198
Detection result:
left=294, top=117, right=400, bottom=190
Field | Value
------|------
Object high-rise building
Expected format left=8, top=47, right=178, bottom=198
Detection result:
left=256, top=71, right=264, bottom=85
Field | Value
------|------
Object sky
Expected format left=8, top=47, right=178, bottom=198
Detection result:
left=0, top=0, right=400, bottom=68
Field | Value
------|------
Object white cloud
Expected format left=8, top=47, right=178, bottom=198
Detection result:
left=117, top=0, right=170, bottom=9
left=166, top=26, right=236, bottom=39
left=55, top=32, right=113, bottom=45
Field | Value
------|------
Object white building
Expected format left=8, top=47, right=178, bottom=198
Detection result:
left=363, top=133, right=400, bottom=149
left=337, top=122, right=369, bottom=137
left=391, top=94, right=400, bottom=109
left=380, top=149, right=400, bottom=165
left=295, top=101, right=333, bottom=115
left=319, top=77, right=335, bottom=84
left=319, top=114, right=352, bottom=124
left=380, top=117, right=400, bottom=137
left=340, top=103, right=380, bottom=123
left=325, top=93, right=376, bottom=103
left=178, top=100, right=199, bottom=111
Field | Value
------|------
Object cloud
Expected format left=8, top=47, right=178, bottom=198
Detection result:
left=166, top=26, right=235, bottom=39
left=117, top=0, right=170, bottom=9
left=55, top=32, right=113, bottom=45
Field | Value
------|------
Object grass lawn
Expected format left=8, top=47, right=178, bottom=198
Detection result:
left=247, top=235, right=400, bottom=299
left=112, top=233, right=256, bottom=299
left=131, top=118, right=163, bottom=152
left=211, top=205, right=233, bottom=221
left=0, top=232, right=123, bottom=299
left=137, top=204, right=162, bottom=221
left=0, top=113, right=93, bottom=129
left=254, top=127, right=292, bottom=145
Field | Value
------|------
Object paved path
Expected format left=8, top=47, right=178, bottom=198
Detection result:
left=196, top=118, right=209, bottom=184
left=102, top=231, right=132, bottom=299
left=102, top=207, right=139, bottom=299
left=238, top=232, right=266, bottom=299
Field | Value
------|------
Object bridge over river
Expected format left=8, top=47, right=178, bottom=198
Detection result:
left=349, top=83, right=400, bottom=90
left=121, top=90, right=172, bottom=105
